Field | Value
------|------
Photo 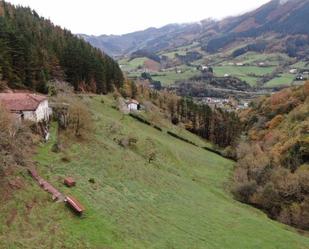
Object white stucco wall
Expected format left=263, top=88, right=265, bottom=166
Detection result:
left=21, top=100, right=50, bottom=122
left=128, top=103, right=138, bottom=111
left=23, top=111, right=37, bottom=121
left=35, top=100, right=50, bottom=122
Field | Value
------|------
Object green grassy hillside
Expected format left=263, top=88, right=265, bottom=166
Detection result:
left=0, top=95, right=308, bottom=249
left=120, top=43, right=303, bottom=89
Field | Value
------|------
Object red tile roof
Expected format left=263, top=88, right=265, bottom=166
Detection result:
left=0, top=93, right=47, bottom=111
left=128, top=99, right=139, bottom=105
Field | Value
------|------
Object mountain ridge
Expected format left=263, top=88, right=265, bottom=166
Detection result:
left=80, top=0, right=309, bottom=57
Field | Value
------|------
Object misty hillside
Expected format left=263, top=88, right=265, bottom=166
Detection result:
left=81, top=0, right=309, bottom=57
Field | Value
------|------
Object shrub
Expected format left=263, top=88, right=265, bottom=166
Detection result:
left=222, top=146, right=237, bottom=160
left=0, top=104, right=36, bottom=173
left=303, top=81, right=309, bottom=96
left=233, top=181, right=258, bottom=203
left=89, top=178, right=95, bottom=184
left=167, top=131, right=197, bottom=146
left=61, top=155, right=71, bottom=163
left=153, top=125, right=162, bottom=132
left=118, top=135, right=138, bottom=149
left=52, top=95, right=94, bottom=138
left=48, top=80, right=74, bottom=96
left=129, top=113, right=151, bottom=126
left=233, top=83, right=309, bottom=229
left=108, top=123, right=121, bottom=136
left=267, top=115, right=284, bottom=129
left=145, top=138, right=157, bottom=163
left=171, top=117, right=179, bottom=125
left=51, top=142, right=62, bottom=153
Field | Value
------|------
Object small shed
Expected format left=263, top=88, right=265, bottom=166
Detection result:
left=127, top=99, right=140, bottom=111
left=64, top=177, right=76, bottom=187
left=65, top=196, right=85, bottom=215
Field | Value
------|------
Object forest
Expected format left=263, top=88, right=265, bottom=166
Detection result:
left=0, top=1, right=123, bottom=93
left=233, top=82, right=309, bottom=230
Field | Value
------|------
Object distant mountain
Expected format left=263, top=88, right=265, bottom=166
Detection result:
left=79, top=23, right=204, bottom=57
left=81, top=0, right=309, bottom=57
left=204, top=0, right=309, bottom=54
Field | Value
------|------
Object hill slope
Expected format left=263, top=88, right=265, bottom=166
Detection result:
left=79, top=23, right=203, bottom=57
left=0, top=95, right=308, bottom=249
left=234, top=82, right=309, bottom=229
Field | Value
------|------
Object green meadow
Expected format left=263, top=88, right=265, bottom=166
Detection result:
left=1, top=95, right=308, bottom=249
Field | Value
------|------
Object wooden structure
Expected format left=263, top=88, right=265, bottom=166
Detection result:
left=28, top=167, right=85, bottom=215
left=28, top=167, right=63, bottom=201
left=65, top=196, right=85, bottom=215
left=64, top=177, right=76, bottom=187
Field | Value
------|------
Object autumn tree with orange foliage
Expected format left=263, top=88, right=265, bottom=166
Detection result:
left=233, top=84, right=309, bottom=230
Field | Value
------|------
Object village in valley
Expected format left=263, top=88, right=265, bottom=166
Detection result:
left=118, top=38, right=309, bottom=112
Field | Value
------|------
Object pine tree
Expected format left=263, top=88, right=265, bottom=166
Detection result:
left=0, top=1, right=123, bottom=93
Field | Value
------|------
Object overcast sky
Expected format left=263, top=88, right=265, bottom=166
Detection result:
left=7, top=0, right=271, bottom=35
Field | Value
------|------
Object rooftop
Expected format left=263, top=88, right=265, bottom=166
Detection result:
left=0, top=93, right=47, bottom=111
left=127, top=99, right=139, bottom=105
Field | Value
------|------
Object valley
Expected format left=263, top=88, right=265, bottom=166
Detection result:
left=82, top=0, right=309, bottom=104
left=117, top=42, right=308, bottom=100
left=0, top=0, right=309, bottom=248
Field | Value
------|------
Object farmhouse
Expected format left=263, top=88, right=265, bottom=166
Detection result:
left=0, top=93, right=51, bottom=122
left=127, top=99, right=140, bottom=111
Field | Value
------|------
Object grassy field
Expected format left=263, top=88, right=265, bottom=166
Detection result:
left=161, top=50, right=187, bottom=59
left=214, top=65, right=274, bottom=77
left=238, top=75, right=261, bottom=86
left=1, top=95, right=308, bottom=249
left=231, top=52, right=292, bottom=66
left=119, top=57, right=148, bottom=71
left=118, top=47, right=303, bottom=89
left=151, top=68, right=200, bottom=85
left=290, top=61, right=309, bottom=70
left=160, top=42, right=201, bottom=59
left=264, top=73, right=295, bottom=88
left=213, top=65, right=275, bottom=86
